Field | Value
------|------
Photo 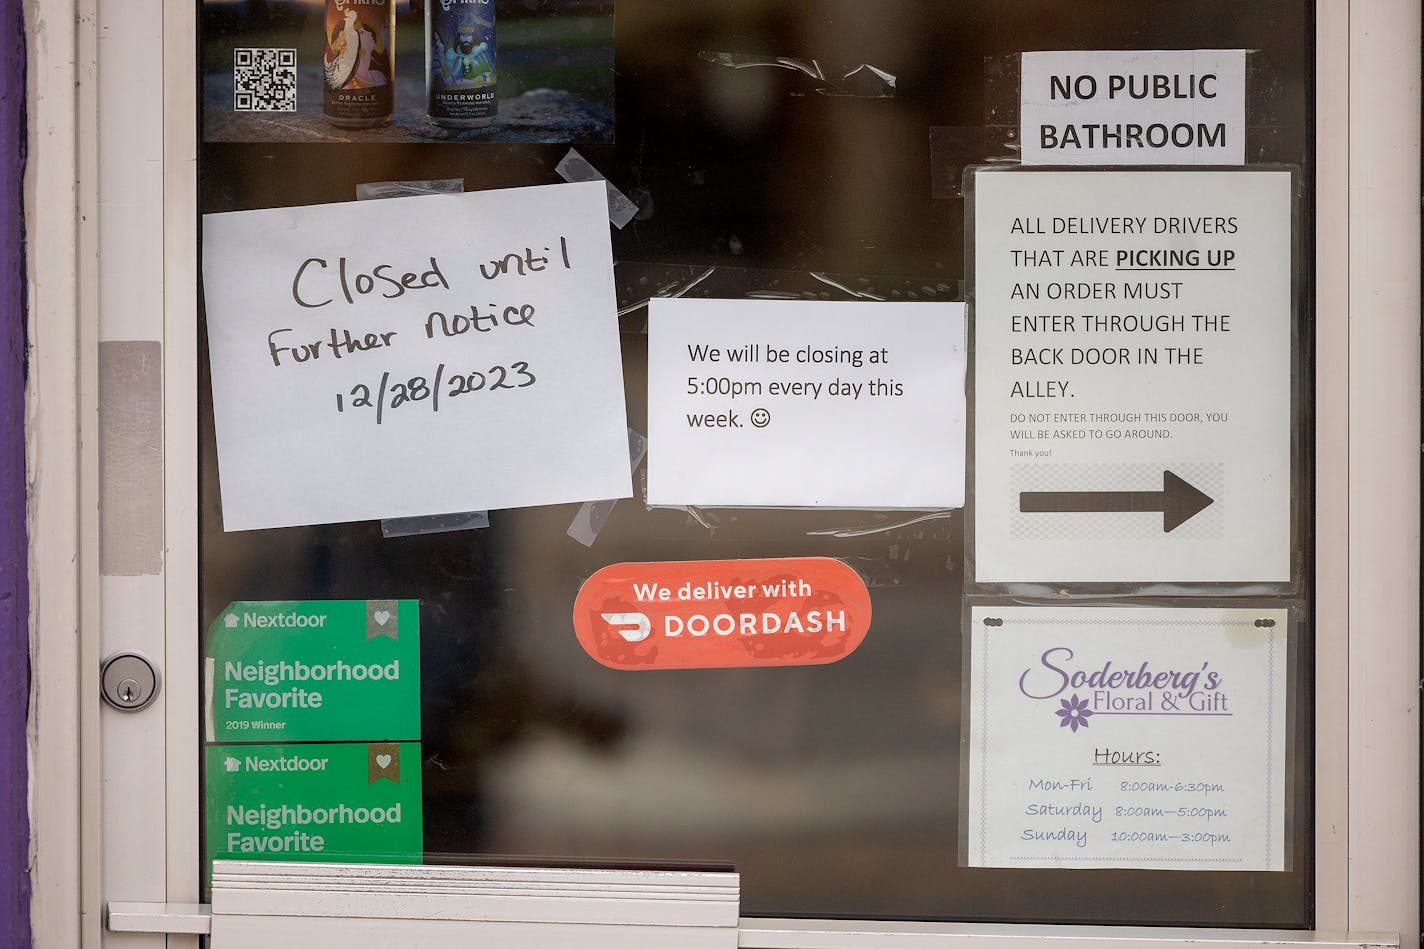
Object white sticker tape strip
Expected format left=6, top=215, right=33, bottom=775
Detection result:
left=568, top=428, right=649, bottom=546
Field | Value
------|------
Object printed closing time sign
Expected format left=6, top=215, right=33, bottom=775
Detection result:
left=647, top=299, right=967, bottom=509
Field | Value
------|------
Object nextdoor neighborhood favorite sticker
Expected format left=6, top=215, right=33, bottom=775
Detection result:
left=205, top=599, right=420, bottom=743
left=206, top=742, right=422, bottom=864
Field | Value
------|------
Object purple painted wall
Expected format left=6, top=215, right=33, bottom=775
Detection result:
left=0, top=0, right=28, bottom=944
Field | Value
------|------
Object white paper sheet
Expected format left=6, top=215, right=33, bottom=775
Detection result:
left=972, top=170, right=1293, bottom=583
left=966, top=605, right=1289, bottom=871
left=646, top=299, right=966, bottom=509
left=1020, top=50, right=1246, bottom=165
left=202, top=181, right=631, bottom=531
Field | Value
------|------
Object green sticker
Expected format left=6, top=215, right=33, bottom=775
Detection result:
left=206, top=742, right=423, bottom=865
left=207, top=600, right=420, bottom=743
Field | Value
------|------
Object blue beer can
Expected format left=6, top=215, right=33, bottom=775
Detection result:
left=426, top=0, right=497, bottom=128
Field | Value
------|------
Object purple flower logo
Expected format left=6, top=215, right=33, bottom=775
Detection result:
left=1055, top=694, right=1094, bottom=732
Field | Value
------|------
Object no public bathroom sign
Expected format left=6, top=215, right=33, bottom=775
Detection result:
left=572, top=558, right=872, bottom=671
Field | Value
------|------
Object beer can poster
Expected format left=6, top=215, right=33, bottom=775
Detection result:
left=428, top=0, right=498, bottom=128
left=323, top=0, right=395, bottom=127
left=202, top=0, right=614, bottom=144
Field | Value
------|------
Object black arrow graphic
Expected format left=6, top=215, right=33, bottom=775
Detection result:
left=1019, top=470, right=1214, bottom=533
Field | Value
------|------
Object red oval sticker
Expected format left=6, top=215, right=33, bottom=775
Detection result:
left=572, top=558, right=871, bottom=671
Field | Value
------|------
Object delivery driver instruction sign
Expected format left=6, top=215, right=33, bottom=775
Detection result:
left=971, top=170, right=1293, bottom=584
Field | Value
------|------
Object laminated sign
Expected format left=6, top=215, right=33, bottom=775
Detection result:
left=965, top=606, right=1289, bottom=871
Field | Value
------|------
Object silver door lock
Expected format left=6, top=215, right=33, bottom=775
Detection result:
left=101, top=652, right=160, bottom=711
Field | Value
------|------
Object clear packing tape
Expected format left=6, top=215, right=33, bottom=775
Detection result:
left=699, top=52, right=897, bottom=98
left=613, top=262, right=962, bottom=547
left=613, top=262, right=960, bottom=333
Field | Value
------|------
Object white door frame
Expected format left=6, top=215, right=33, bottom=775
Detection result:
left=23, top=0, right=1420, bottom=945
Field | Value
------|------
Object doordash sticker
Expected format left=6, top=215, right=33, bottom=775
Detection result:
left=573, top=558, right=871, bottom=670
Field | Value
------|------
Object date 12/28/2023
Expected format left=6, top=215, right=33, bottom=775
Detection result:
left=335, top=362, right=537, bottom=424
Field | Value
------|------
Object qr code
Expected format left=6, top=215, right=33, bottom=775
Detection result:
left=233, top=48, right=297, bottom=112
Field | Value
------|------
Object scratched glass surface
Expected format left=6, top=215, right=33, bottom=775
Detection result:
left=198, top=0, right=1314, bottom=925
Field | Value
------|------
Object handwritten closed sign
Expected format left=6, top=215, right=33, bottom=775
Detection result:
left=202, top=181, right=631, bottom=531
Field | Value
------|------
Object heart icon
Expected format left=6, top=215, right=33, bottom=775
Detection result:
left=374, top=610, right=391, bottom=626
left=376, top=754, right=392, bottom=770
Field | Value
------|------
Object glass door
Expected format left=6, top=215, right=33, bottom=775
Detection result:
left=71, top=0, right=1419, bottom=945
